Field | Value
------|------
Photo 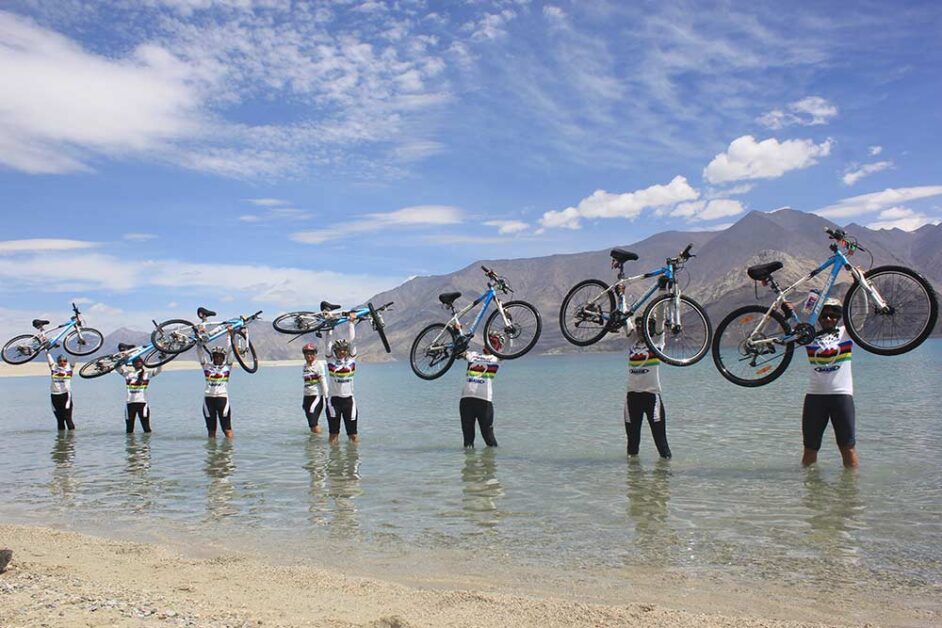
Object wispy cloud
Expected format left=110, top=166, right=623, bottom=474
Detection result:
left=0, top=238, right=99, bottom=253
left=484, top=220, right=529, bottom=235
left=868, top=145, right=883, bottom=156
left=867, top=207, right=940, bottom=231
left=814, top=186, right=942, bottom=219
left=703, top=135, right=833, bottom=184
left=842, top=160, right=893, bottom=186
left=292, top=205, right=462, bottom=244
left=123, top=233, right=158, bottom=241
left=757, top=96, right=838, bottom=129
left=671, top=199, right=745, bottom=222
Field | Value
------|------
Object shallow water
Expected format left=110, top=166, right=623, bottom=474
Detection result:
left=1, top=341, right=940, bottom=601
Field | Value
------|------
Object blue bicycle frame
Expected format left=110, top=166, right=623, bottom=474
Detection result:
left=451, top=286, right=501, bottom=337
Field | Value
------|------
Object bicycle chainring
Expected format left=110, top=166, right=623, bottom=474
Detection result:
left=606, top=311, right=626, bottom=334
left=794, top=322, right=816, bottom=346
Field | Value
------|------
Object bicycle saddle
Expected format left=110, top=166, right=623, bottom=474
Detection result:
left=747, top=261, right=784, bottom=281
left=32, top=319, right=50, bottom=329
left=118, top=343, right=136, bottom=352
left=438, top=292, right=461, bottom=306
left=610, top=248, right=638, bottom=264
left=320, top=301, right=341, bottom=312
left=197, top=307, right=216, bottom=319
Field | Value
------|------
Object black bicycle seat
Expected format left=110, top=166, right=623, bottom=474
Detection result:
left=320, top=301, right=341, bottom=312
left=117, top=343, right=136, bottom=352
left=32, top=319, right=50, bottom=329
left=747, top=261, right=784, bottom=281
left=610, top=248, right=638, bottom=264
left=197, top=307, right=216, bottom=319
left=438, top=292, right=461, bottom=306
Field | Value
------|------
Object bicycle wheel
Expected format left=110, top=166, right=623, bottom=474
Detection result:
left=641, top=294, right=712, bottom=366
left=62, top=327, right=104, bottom=356
left=151, top=319, right=198, bottom=354
left=712, top=305, right=794, bottom=387
left=79, top=354, right=122, bottom=379
left=272, top=311, right=324, bottom=335
left=843, top=265, right=938, bottom=356
left=485, top=300, right=542, bottom=359
left=559, top=279, right=617, bottom=346
left=142, top=346, right=177, bottom=368
left=1, top=334, right=43, bottom=365
left=232, top=329, right=259, bottom=373
left=410, top=323, right=458, bottom=380
left=368, top=302, right=391, bottom=353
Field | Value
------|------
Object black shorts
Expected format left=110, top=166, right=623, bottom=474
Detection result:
left=802, top=394, right=855, bottom=450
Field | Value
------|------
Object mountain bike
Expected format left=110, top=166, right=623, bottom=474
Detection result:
left=150, top=308, right=263, bottom=373
left=79, top=341, right=177, bottom=379
left=712, top=228, right=939, bottom=387
left=2, top=303, right=104, bottom=365
left=272, top=301, right=393, bottom=353
left=410, top=266, right=542, bottom=380
left=559, top=245, right=712, bottom=366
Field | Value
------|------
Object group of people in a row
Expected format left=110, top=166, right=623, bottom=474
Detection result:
left=41, top=299, right=859, bottom=467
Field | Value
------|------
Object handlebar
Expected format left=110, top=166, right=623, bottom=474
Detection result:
left=825, top=227, right=866, bottom=252
left=825, top=227, right=846, bottom=241
left=242, top=310, right=263, bottom=321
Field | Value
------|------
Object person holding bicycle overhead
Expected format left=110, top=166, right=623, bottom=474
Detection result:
left=46, top=350, right=75, bottom=431
left=115, top=354, right=161, bottom=433
left=801, top=298, right=858, bottom=468
left=459, top=333, right=502, bottom=448
left=624, top=315, right=671, bottom=459
left=198, top=328, right=234, bottom=439
left=301, top=342, right=328, bottom=433
left=325, top=314, right=358, bottom=444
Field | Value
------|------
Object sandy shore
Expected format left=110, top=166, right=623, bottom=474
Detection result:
left=0, top=523, right=875, bottom=628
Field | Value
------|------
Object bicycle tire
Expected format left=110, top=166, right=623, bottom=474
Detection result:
left=641, top=294, right=712, bottom=366
left=272, top=311, right=324, bottom=335
left=79, top=354, right=122, bottom=379
left=712, top=305, right=794, bottom=387
left=142, top=346, right=177, bottom=369
left=63, top=327, right=104, bottom=356
left=559, top=279, right=616, bottom=346
left=484, top=300, right=542, bottom=359
left=410, top=323, right=458, bottom=380
left=368, top=302, right=391, bottom=354
left=232, top=329, right=259, bottom=373
left=1, top=333, right=43, bottom=365
left=151, top=319, right=198, bottom=354
left=843, top=265, right=939, bottom=356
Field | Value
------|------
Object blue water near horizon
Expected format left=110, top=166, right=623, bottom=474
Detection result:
left=0, top=340, right=940, bottom=601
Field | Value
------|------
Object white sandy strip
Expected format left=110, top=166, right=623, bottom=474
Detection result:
left=0, top=359, right=306, bottom=379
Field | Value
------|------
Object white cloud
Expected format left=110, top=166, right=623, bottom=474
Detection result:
left=464, top=10, right=517, bottom=42
left=0, top=238, right=99, bottom=254
left=703, top=135, right=833, bottom=184
left=842, top=160, right=893, bottom=186
left=757, top=96, right=838, bottom=129
left=539, top=176, right=699, bottom=230
left=867, top=207, right=940, bottom=231
left=245, top=198, right=289, bottom=207
left=123, top=233, right=158, bottom=241
left=292, top=205, right=462, bottom=244
left=239, top=207, right=312, bottom=223
left=705, top=183, right=755, bottom=198
left=0, top=252, right=138, bottom=290
left=671, top=199, right=744, bottom=222
left=484, top=220, right=529, bottom=235
left=814, top=186, right=942, bottom=219
left=543, top=6, right=566, bottom=20
left=868, top=145, right=883, bottom=156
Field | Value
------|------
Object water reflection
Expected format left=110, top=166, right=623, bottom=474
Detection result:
left=325, top=443, right=361, bottom=535
left=204, top=439, right=237, bottom=521
left=625, top=459, right=677, bottom=563
left=461, top=448, right=503, bottom=528
left=49, top=432, right=77, bottom=505
left=802, top=468, right=865, bottom=560
left=124, top=434, right=155, bottom=514
left=303, top=435, right=330, bottom=527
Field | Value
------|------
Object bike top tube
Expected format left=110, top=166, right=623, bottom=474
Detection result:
left=447, top=286, right=497, bottom=335
left=764, top=251, right=847, bottom=332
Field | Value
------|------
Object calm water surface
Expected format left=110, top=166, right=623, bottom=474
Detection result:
left=1, top=341, right=940, bottom=600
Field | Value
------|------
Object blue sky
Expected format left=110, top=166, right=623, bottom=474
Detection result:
left=1, top=0, right=941, bottom=336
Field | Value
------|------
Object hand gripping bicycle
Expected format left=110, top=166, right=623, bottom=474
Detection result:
left=272, top=301, right=393, bottom=353
left=409, top=266, right=542, bottom=380
left=79, top=341, right=178, bottom=379
left=712, top=227, right=938, bottom=387
left=559, top=244, right=712, bottom=366
left=151, top=307, right=264, bottom=373
left=2, top=303, right=104, bottom=365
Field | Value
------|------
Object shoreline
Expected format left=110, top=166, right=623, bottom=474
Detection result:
left=0, top=359, right=308, bottom=379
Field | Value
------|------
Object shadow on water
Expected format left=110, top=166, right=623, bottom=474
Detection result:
left=204, top=438, right=237, bottom=521
left=625, top=458, right=678, bottom=564
left=461, top=448, right=504, bottom=528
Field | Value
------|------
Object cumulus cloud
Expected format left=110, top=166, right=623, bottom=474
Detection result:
left=757, top=96, right=838, bottom=129
left=484, top=220, right=529, bottom=235
left=814, top=186, right=942, bottom=219
left=292, top=205, right=462, bottom=244
left=539, top=176, right=699, bottom=230
left=867, top=207, right=940, bottom=231
left=842, top=160, right=893, bottom=186
left=703, top=135, right=833, bottom=184
left=671, top=199, right=745, bottom=222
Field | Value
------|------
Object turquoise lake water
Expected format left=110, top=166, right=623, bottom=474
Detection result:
left=0, top=341, right=939, bottom=606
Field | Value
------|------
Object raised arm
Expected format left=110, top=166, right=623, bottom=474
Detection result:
left=197, top=343, right=209, bottom=366
left=347, top=319, right=356, bottom=355
left=46, top=351, right=55, bottom=371
left=225, top=330, right=233, bottom=366
left=149, top=365, right=163, bottom=378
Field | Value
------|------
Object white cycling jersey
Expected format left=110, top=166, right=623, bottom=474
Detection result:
left=47, top=354, right=72, bottom=394
left=302, top=360, right=328, bottom=398
left=116, top=364, right=161, bottom=403
left=805, top=326, right=853, bottom=395
left=627, top=332, right=663, bottom=394
left=461, top=351, right=500, bottom=402
left=326, top=321, right=356, bottom=398
left=198, top=343, right=233, bottom=397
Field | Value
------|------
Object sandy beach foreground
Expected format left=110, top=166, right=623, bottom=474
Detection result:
left=2, top=524, right=932, bottom=628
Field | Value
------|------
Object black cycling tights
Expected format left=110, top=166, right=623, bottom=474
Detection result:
left=459, top=397, right=498, bottom=448
left=625, top=392, right=671, bottom=458
left=51, top=393, right=75, bottom=431
left=302, top=395, right=324, bottom=429
left=203, top=396, right=232, bottom=435
left=126, top=402, right=152, bottom=433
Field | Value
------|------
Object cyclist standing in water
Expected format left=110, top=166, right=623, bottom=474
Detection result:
left=624, top=315, right=671, bottom=459
left=301, top=342, right=327, bottom=433
left=801, top=298, right=858, bottom=468
left=115, top=354, right=161, bottom=433
left=325, top=314, right=358, bottom=445
left=198, top=327, right=234, bottom=439
left=46, top=351, right=75, bottom=431
left=459, top=334, right=502, bottom=448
